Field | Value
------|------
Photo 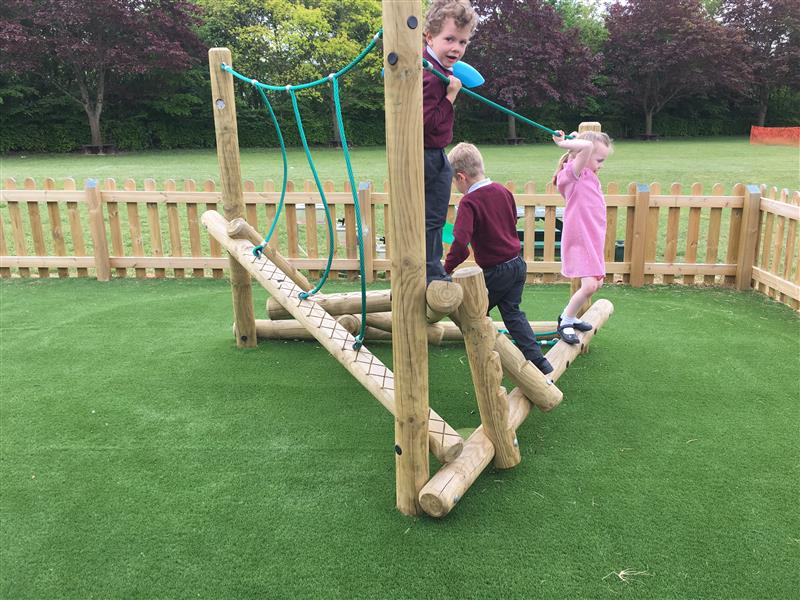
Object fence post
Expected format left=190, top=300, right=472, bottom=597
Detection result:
left=86, top=179, right=111, bottom=282
left=358, top=182, right=375, bottom=282
left=735, top=184, right=762, bottom=291
left=629, top=183, right=650, bottom=287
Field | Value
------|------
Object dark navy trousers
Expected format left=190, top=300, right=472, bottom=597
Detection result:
left=483, top=256, right=544, bottom=364
left=424, top=148, right=452, bottom=282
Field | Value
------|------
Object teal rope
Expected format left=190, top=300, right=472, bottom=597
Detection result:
left=252, top=86, right=288, bottom=257
left=288, top=89, right=336, bottom=300
left=221, top=30, right=382, bottom=92
left=422, top=60, right=573, bottom=139
left=332, top=75, right=368, bottom=349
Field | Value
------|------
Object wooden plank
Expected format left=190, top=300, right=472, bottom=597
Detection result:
left=64, top=178, right=88, bottom=277
left=629, top=184, right=649, bottom=287
left=684, top=183, right=703, bottom=285
left=7, top=178, right=30, bottom=278
left=662, top=183, right=681, bottom=285
left=244, top=180, right=258, bottom=230
left=165, top=180, right=184, bottom=278
left=144, top=179, right=165, bottom=278
left=644, top=182, right=660, bottom=284
left=358, top=182, right=375, bottom=282
left=304, top=180, right=320, bottom=279
left=2, top=256, right=94, bottom=268
left=0, top=210, right=10, bottom=278
left=323, top=180, right=340, bottom=277
left=543, top=204, right=556, bottom=283
left=104, top=178, right=127, bottom=278
left=523, top=182, right=536, bottom=283
left=184, top=180, right=205, bottom=278
left=285, top=180, right=299, bottom=263
left=623, top=183, right=636, bottom=283
left=704, top=183, right=724, bottom=284
left=45, top=178, right=69, bottom=278
left=24, top=179, right=50, bottom=278
left=204, top=179, right=224, bottom=279
left=125, top=179, right=147, bottom=278
left=604, top=182, right=620, bottom=282
left=783, top=192, right=798, bottom=287
left=760, top=197, right=800, bottom=220
left=650, top=195, right=742, bottom=208
left=646, top=263, right=736, bottom=275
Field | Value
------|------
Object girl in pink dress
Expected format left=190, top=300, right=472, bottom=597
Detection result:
left=551, top=130, right=613, bottom=344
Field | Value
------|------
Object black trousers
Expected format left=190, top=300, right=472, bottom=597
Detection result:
left=424, top=148, right=452, bottom=282
left=483, top=256, right=544, bottom=364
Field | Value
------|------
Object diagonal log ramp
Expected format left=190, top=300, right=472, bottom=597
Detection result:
left=419, top=298, right=614, bottom=517
left=203, top=210, right=463, bottom=463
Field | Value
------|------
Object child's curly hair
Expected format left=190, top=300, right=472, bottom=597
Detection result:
left=553, top=131, right=613, bottom=185
left=424, top=0, right=478, bottom=37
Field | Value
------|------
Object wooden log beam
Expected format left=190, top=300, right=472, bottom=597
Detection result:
left=494, top=334, right=563, bottom=411
left=203, top=210, right=462, bottom=465
left=267, top=290, right=392, bottom=320
left=419, top=298, right=614, bottom=517
left=453, top=267, right=520, bottom=469
left=227, top=217, right=312, bottom=292
left=426, top=279, right=463, bottom=323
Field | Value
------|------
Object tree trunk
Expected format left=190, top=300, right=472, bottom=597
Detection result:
left=329, top=95, right=342, bottom=146
left=507, top=114, right=517, bottom=140
left=87, top=108, right=103, bottom=146
left=644, top=109, right=654, bottom=137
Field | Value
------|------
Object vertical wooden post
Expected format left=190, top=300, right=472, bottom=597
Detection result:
left=208, top=47, right=257, bottom=348
left=382, top=0, right=429, bottom=516
left=453, top=267, right=520, bottom=469
left=570, top=122, right=603, bottom=314
left=358, top=182, right=375, bottom=283
left=736, top=184, right=762, bottom=291
left=85, top=179, right=111, bottom=282
left=629, top=183, right=649, bottom=287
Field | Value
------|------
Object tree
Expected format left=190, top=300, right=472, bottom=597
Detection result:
left=0, top=0, right=203, bottom=147
left=546, top=0, right=609, bottom=51
left=468, top=0, right=602, bottom=140
left=603, top=0, right=749, bottom=137
left=198, top=0, right=382, bottom=146
left=720, top=0, right=800, bottom=125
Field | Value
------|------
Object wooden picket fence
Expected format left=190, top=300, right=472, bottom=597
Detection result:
left=1, top=176, right=798, bottom=310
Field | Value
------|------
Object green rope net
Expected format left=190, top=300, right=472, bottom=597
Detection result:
left=220, top=29, right=570, bottom=351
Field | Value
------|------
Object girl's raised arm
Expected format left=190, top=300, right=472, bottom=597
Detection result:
left=552, top=131, right=594, bottom=178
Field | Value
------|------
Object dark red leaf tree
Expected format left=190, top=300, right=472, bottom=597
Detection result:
left=720, top=0, right=800, bottom=125
left=604, top=0, right=750, bottom=137
left=0, top=0, right=204, bottom=146
left=468, top=0, right=602, bottom=140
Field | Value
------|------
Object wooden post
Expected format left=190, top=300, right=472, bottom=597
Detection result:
left=85, top=179, right=110, bottom=282
left=382, top=0, right=430, bottom=515
left=736, top=185, right=762, bottom=291
left=208, top=47, right=257, bottom=348
left=629, top=183, right=649, bottom=287
left=453, top=267, right=520, bottom=469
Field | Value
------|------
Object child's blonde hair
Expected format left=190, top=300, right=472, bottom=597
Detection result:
left=424, top=0, right=478, bottom=37
left=448, top=142, right=485, bottom=178
left=552, top=131, right=614, bottom=185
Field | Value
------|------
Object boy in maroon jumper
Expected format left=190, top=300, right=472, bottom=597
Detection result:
left=422, top=0, right=477, bottom=283
left=444, top=143, right=553, bottom=375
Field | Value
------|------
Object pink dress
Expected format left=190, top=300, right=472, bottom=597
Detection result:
left=556, top=160, right=607, bottom=278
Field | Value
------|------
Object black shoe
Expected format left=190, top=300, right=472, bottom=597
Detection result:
left=558, top=316, right=593, bottom=332
left=557, top=322, right=581, bottom=345
left=530, top=356, right=554, bottom=375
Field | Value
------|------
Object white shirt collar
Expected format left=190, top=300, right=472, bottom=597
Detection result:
left=467, top=178, right=492, bottom=194
left=426, top=45, right=453, bottom=73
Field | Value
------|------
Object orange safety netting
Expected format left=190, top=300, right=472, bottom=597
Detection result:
left=749, top=126, right=800, bottom=147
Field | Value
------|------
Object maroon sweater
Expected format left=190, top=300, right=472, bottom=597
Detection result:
left=422, top=47, right=454, bottom=149
left=444, top=182, right=522, bottom=273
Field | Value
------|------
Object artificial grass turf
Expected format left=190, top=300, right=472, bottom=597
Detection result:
left=1, top=278, right=798, bottom=599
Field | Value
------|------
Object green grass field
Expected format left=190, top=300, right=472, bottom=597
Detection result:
left=2, top=137, right=798, bottom=192
left=1, top=278, right=798, bottom=599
